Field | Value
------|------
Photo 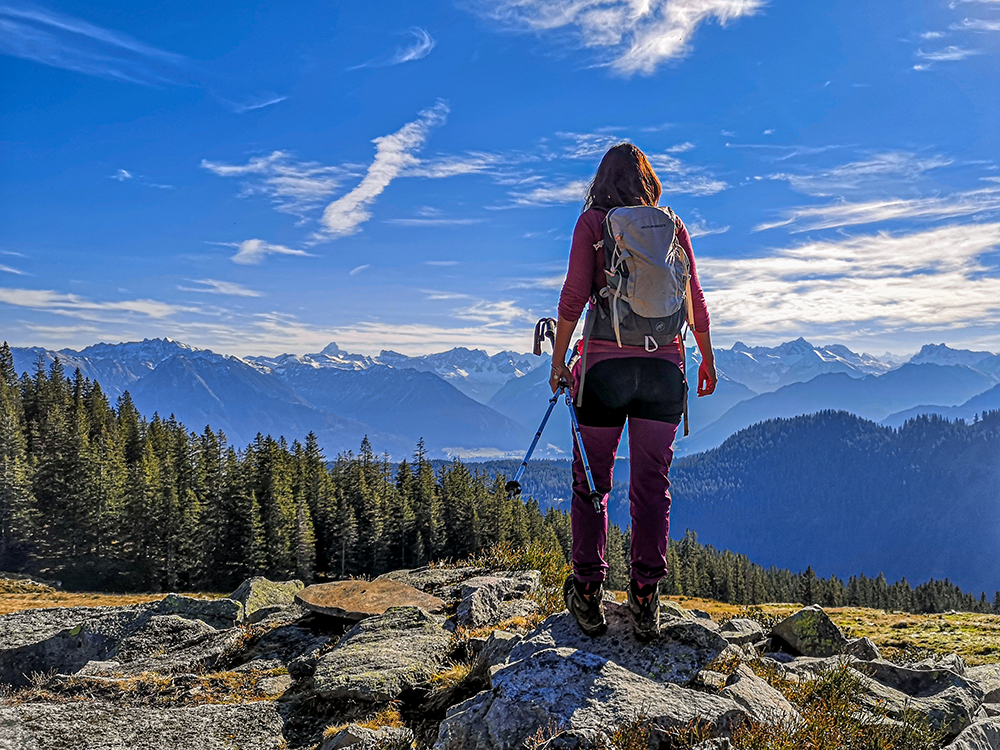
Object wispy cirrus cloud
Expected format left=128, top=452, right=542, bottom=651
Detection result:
left=766, top=151, right=953, bottom=197
left=201, top=151, right=352, bottom=220
left=702, top=222, right=1000, bottom=339
left=460, top=0, right=763, bottom=75
left=0, top=2, right=188, bottom=85
left=315, top=101, right=450, bottom=239
left=350, top=27, right=436, bottom=69
left=951, top=18, right=1000, bottom=31
left=0, top=286, right=191, bottom=319
left=916, top=45, right=982, bottom=61
left=227, top=94, right=288, bottom=114
left=755, top=182, right=1000, bottom=232
left=177, top=279, right=262, bottom=297
left=224, top=239, right=314, bottom=265
left=0, top=264, right=26, bottom=275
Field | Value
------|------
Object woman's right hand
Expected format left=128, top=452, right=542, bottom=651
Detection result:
left=550, top=361, right=573, bottom=393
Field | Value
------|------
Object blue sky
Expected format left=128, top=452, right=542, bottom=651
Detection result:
left=2, top=0, right=1000, bottom=357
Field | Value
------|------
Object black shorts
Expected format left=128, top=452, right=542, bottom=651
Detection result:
left=576, top=357, right=686, bottom=427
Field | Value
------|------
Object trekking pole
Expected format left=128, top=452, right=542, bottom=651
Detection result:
left=565, top=389, right=604, bottom=515
left=505, top=390, right=560, bottom=499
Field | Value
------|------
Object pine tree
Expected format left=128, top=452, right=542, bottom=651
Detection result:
left=0, top=366, right=34, bottom=569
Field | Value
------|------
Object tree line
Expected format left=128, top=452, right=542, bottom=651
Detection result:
left=1, top=343, right=996, bottom=615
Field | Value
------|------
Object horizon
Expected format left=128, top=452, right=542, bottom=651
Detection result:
left=4, top=1, right=1000, bottom=357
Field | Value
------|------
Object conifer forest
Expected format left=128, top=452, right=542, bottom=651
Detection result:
left=1, top=344, right=997, bottom=616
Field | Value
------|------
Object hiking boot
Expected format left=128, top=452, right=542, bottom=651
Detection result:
left=628, top=579, right=660, bottom=641
left=563, top=575, right=607, bottom=637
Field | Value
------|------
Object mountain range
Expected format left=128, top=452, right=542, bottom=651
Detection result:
left=9, top=338, right=998, bottom=459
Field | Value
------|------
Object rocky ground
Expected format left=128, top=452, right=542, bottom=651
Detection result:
left=1, top=568, right=998, bottom=750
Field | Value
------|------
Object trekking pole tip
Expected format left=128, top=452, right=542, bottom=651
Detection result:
left=505, top=480, right=522, bottom=499
left=589, top=492, right=603, bottom=514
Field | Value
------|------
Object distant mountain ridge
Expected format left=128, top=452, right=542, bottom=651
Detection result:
left=10, top=337, right=998, bottom=460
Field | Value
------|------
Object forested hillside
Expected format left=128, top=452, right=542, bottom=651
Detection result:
left=1, top=344, right=996, bottom=615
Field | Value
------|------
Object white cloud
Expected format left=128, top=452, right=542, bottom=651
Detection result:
left=686, top=220, right=730, bottom=237
left=0, top=4, right=186, bottom=85
left=0, top=264, right=25, bottom=275
left=315, top=101, right=450, bottom=239
left=0, top=287, right=188, bottom=319
left=110, top=169, right=133, bottom=181
left=350, top=27, right=436, bottom=69
left=405, top=152, right=507, bottom=178
left=767, top=151, right=952, bottom=196
left=921, top=31, right=947, bottom=39
left=756, top=183, right=1000, bottom=232
left=177, top=279, right=261, bottom=297
left=202, top=151, right=350, bottom=220
left=665, top=142, right=696, bottom=153
left=462, top=0, right=764, bottom=75
left=230, top=239, right=314, bottom=265
left=952, top=18, right=1000, bottom=31
left=700, top=222, right=1000, bottom=338
left=349, top=264, right=370, bottom=276
left=229, top=95, right=288, bottom=114
left=509, top=179, right=590, bottom=206
left=916, top=45, right=981, bottom=61
left=452, top=299, right=537, bottom=325
left=385, top=217, right=485, bottom=226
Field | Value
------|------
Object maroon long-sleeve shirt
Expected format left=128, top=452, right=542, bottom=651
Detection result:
left=557, top=208, right=710, bottom=369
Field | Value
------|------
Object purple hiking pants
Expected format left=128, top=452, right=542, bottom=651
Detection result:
left=570, top=357, right=684, bottom=588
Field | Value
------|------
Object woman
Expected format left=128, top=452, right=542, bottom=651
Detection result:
left=550, top=142, right=717, bottom=640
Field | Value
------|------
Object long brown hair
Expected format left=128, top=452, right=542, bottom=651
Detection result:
left=584, top=142, right=662, bottom=213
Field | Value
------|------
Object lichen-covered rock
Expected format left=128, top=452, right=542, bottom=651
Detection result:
left=851, top=666, right=983, bottom=739
left=720, top=664, right=801, bottom=727
left=228, top=576, right=304, bottom=623
left=968, top=663, right=1000, bottom=703
left=860, top=659, right=981, bottom=700
left=0, top=605, right=151, bottom=687
left=434, top=647, right=746, bottom=750
left=296, top=579, right=446, bottom=621
left=770, top=605, right=848, bottom=657
left=506, top=600, right=728, bottom=686
left=915, top=653, right=968, bottom=676
left=376, top=566, right=491, bottom=598
left=234, top=623, right=330, bottom=675
left=694, top=669, right=729, bottom=691
left=662, top=600, right=696, bottom=620
left=312, top=606, right=451, bottom=701
left=108, top=615, right=243, bottom=675
left=152, top=594, right=242, bottom=629
left=0, top=700, right=286, bottom=750
left=944, top=717, right=1000, bottom=749
left=535, top=729, right=610, bottom=749
left=844, top=636, right=881, bottom=661
left=456, top=572, right=540, bottom=627
left=321, top=724, right=414, bottom=750
left=720, top=618, right=765, bottom=647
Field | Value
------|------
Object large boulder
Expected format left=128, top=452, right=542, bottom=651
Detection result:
left=434, top=647, right=746, bottom=750
left=859, top=659, right=981, bottom=700
left=968, top=664, right=1000, bottom=703
left=296, top=579, right=445, bottom=622
left=944, top=717, right=1000, bottom=749
left=312, top=606, right=452, bottom=701
left=376, top=567, right=490, bottom=598
left=770, top=605, right=848, bottom=657
left=719, top=619, right=765, bottom=647
left=152, top=594, right=242, bottom=629
left=99, top=615, right=242, bottom=675
left=228, top=577, right=304, bottom=624
left=506, top=600, right=729, bottom=686
left=233, top=623, right=330, bottom=675
left=720, top=664, right=801, bottom=727
left=456, top=572, right=540, bottom=627
left=0, top=700, right=286, bottom=750
left=843, top=636, right=881, bottom=661
left=0, top=605, right=151, bottom=687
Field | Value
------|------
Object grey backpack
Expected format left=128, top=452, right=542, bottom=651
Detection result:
left=576, top=205, right=696, bottom=429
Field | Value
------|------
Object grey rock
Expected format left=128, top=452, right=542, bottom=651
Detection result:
left=968, top=663, right=1000, bottom=703
left=720, top=618, right=765, bottom=647
left=152, top=594, right=243, bottom=629
left=694, top=669, right=729, bottom=691
left=983, top=705, right=1000, bottom=718
left=844, top=636, right=881, bottom=661
left=313, top=606, right=451, bottom=701
left=0, top=700, right=286, bottom=750
left=321, top=724, right=414, bottom=750
left=376, top=566, right=491, bottom=598
left=851, top=667, right=983, bottom=739
left=859, top=659, right=981, bottom=699
left=782, top=655, right=858, bottom=682
left=720, top=664, right=801, bottom=727
left=770, top=605, right=848, bottom=657
left=234, top=623, right=329, bottom=674
left=0, top=605, right=151, bottom=687
left=228, top=576, right=304, bottom=623
left=471, top=630, right=522, bottom=683
left=246, top=603, right=307, bottom=625
left=535, top=729, right=610, bottom=749
left=944, top=717, right=1000, bottom=750
left=434, top=647, right=746, bottom=750
left=662, top=600, right=696, bottom=620
left=914, top=653, right=968, bottom=676
left=507, top=600, right=729, bottom=686
left=456, top=572, right=540, bottom=628
left=258, top=673, right=293, bottom=696
left=109, top=614, right=242, bottom=675
left=691, top=740, right=735, bottom=750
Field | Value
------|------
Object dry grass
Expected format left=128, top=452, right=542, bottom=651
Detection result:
left=428, top=662, right=472, bottom=691
left=0, top=590, right=229, bottom=616
left=323, top=704, right=404, bottom=739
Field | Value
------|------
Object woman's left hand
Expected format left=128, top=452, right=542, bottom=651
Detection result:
left=697, top=360, right=717, bottom=396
